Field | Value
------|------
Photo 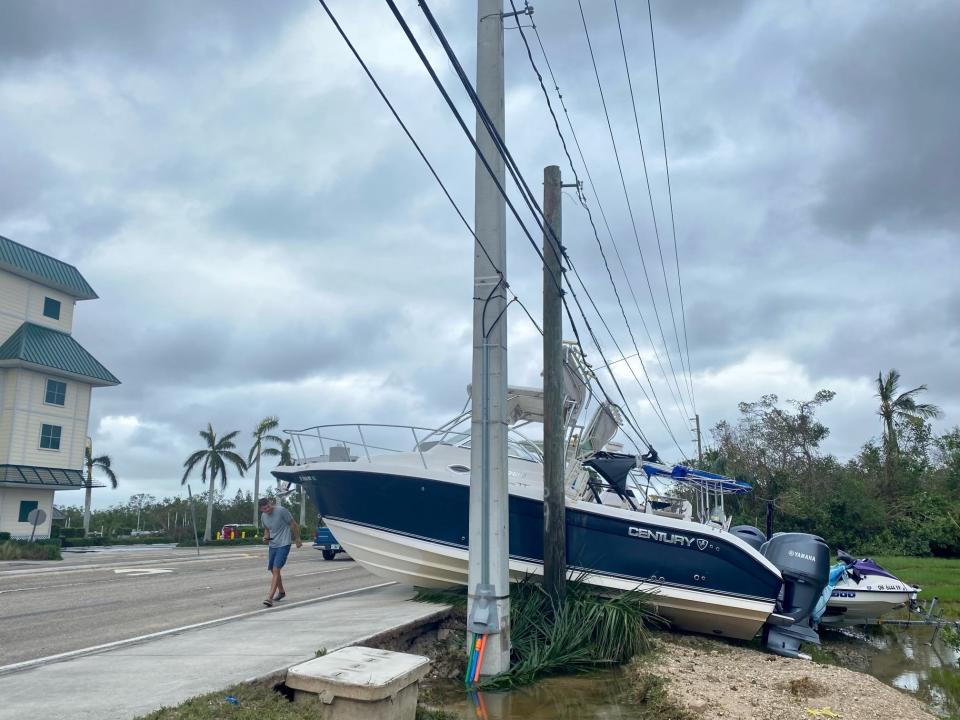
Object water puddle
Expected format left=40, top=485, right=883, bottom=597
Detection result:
left=822, top=625, right=960, bottom=717
left=423, top=669, right=645, bottom=719
left=422, top=626, right=960, bottom=719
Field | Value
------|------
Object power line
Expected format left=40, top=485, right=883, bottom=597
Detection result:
left=612, top=0, right=693, bottom=416
left=319, top=0, right=686, bottom=457
left=314, top=0, right=539, bottom=336
left=647, top=0, right=697, bottom=415
left=509, top=0, right=690, bottom=448
left=575, top=0, right=693, bottom=429
left=411, top=0, right=687, bottom=456
left=530, top=26, right=694, bottom=451
left=384, top=0, right=662, bottom=452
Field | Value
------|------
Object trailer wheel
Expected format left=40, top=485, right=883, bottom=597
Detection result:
left=322, top=550, right=336, bottom=561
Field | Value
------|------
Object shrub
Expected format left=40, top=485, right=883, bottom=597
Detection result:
left=0, top=540, right=62, bottom=560
left=62, top=536, right=171, bottom=548
left=0, top=531, right=10, bottom=541
left=477, top=577, right=656, bottom=690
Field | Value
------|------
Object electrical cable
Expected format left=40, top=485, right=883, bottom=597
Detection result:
left=315, top=0, right=539, bottom=338
left=412, top=0, right=683, bottom=454
left=612, top=0, right=693, bottom=416
left=647, top=0, right=697, bottom=415
left=529, top=21, right=692, bottom=443
left=575, top=0, right=692, bottom=425
left=509, top=0, right=690, bottom=449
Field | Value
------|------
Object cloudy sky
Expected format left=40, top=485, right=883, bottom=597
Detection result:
left=1, top=1, right=956, bottom=507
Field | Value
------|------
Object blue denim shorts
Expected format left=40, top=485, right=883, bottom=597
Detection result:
left=268, top=544, right=291, bottom=570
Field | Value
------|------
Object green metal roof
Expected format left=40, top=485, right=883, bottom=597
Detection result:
left=0, top=234, right=98, bottom=300
left=0, top=465, right=86, bottom=488
left=0, top=322, right=120, bottom=386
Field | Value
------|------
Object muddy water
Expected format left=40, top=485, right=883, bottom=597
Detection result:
left=423, top=669, right=643, bottom=719
left=824, top=626, right=960, bottom=717
left=423, top=628, right=960, bottom=719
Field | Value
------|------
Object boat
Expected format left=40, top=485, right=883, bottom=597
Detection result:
left=273, top=350, right=831, bottom=657
left=818, top=551, right=920, bottom=625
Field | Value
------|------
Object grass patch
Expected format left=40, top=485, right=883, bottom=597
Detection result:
left=629, top=674, right=693, bottom=720
left=137, top=679, right=316, bottom=719
left=870, top=555, right=960, bottom=617
left=479, top=577, right=656, bottom=690
left=941, top=624, right=960, bottom=651
left=139, top=677, right=461, bottom=720
left=414, top=586, right=468, bottom=611
left=783, top=675, right=827, bottom=698
left=415, top=708, right=458, bottom=720
left=0, top=540, right=61, bottom=560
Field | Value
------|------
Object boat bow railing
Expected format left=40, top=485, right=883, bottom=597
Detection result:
left=283, top=419, right=543, bottom=471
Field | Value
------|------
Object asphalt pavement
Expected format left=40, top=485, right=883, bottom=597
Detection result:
left=0, top=544, right=377, bottom=665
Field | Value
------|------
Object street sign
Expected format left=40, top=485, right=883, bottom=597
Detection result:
left=27, top=508, right=47, bottom=542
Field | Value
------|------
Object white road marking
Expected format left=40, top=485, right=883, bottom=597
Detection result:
left=292, top=567, right=352, bottom=578
left=0, top=581, right=396, bottom=676
left=113, top=568, right=175, bottom=577
left=0, top=552, right=258, bottom=578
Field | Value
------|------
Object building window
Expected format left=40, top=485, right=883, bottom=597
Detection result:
left=43, top=297, right=61, bottom=320
left=18, top=500, right=39, bottom=523
left=45, top=379, right=67, bottom=406
left=40, top=423, right=62, bottom=450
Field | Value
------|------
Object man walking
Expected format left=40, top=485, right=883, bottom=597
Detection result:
left=259, top=497, right=301, bottom=606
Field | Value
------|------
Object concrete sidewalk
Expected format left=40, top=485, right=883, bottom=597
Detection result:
left=0, top=584, right=447, bottom=720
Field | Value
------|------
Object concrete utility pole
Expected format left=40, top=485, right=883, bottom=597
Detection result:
left=693, top=414, right=703, bottom=464
left=467, top=0, right=510, bottom=676
left=542, top=165, right=566, bottom=603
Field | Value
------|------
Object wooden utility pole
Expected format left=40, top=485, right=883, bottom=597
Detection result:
left=542, top=165, right=566, bottom=603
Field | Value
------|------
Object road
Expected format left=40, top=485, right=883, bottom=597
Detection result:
left=0, top=545, right=378, bottom=666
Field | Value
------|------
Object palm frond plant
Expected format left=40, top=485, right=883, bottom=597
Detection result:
left=248, top=416, right=282, bottom=526
left=82, top=444, right=118, bottom=533
left=479, top=576, right=657, bottom=690
left=182, top=423, right=247, bottom=541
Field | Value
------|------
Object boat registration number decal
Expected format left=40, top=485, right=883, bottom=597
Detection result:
left=628, top=526, right=716, bottom=551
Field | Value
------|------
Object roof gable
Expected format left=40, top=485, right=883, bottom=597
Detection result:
left=0, top=235, right=98, bottom=300
left=0, top=322, right=120, bottom=386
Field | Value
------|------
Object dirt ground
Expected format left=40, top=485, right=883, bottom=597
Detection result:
left=637, top=634, right=935, bottom=720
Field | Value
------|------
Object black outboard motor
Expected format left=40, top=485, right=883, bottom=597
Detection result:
left=729, top=525, right=766, bottom=551
left=761, top=532, right=830, bottom=659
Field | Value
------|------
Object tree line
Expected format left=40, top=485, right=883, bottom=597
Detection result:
left=76, top=415, right=305, bottom=541
left=707, top=369, right=958, bottom=556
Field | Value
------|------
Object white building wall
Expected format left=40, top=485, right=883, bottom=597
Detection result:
left=0, top=486, right=55, bottom=539
left=0, top=268, right=75, bottom=341
left=0, top=368, right=9, bottom=462
left=1, top=368, right=89, bottom=470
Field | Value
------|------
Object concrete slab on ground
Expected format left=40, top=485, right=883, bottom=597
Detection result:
left=0, top=585, right=446, bottom=720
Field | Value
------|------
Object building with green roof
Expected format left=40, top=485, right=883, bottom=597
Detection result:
left=0, top=235, right=119, bottom=539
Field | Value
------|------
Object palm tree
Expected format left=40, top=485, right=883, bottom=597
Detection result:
left=876, top=369, right=942, bottom=493
left=248, top=416, right=282, bottom=526
left=182, top=424, right=247, bottom=541
left=278, top=438, right=294, bottom=467
left=82, top=442, right=118, bottom=533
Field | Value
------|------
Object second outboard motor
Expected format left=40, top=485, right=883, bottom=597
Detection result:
left=729, top=525, right=766, bottom=551
left=761, top=532, right=830, bottom=659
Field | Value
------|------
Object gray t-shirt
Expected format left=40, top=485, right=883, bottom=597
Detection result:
left=261, top=505, right=294, bottom=548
